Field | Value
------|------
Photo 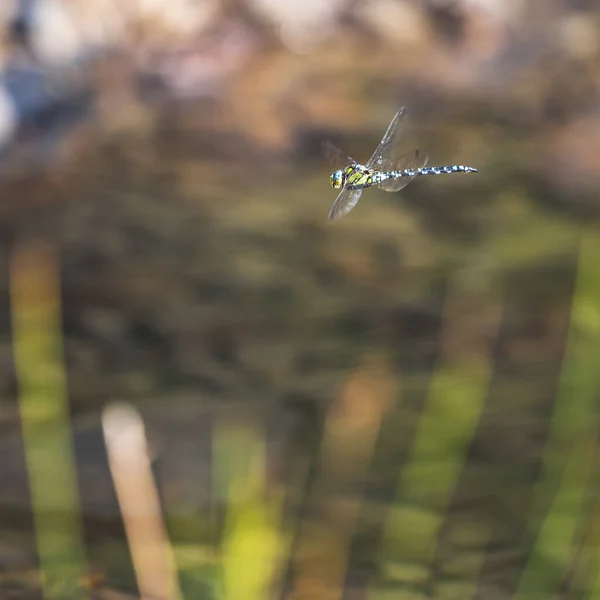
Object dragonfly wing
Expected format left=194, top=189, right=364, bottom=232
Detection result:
left=328, top=187, right=363, bottom=223
left=377, top=149, right=429, bottom=192
left=322, top=140, right=357, bottom=169
left=366, top=107, right=408, bottom=170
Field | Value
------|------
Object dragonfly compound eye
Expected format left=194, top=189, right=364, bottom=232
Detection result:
left=330, top=170, right=343, bottom=189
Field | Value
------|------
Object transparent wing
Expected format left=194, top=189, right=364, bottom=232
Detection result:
left=377, top=149, right=429, bottom=192
left=328, top=187, right=363, bottom=223
left=322, top=140, right=356, bottom=169
left=366, top=107, right=408, bottom=170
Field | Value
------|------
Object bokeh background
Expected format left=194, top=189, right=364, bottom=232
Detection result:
left=1, top=0, right=600, bottom=598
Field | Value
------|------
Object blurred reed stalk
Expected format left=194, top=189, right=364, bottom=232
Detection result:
left=214, top=414, right=289, bottom=600
left=10, top=239, right=88, bottom=599
left=289, top=354, right=396, bottom=600
left=371, top=271, right=501, bottom=599
left=102, top=403, right=182, bottom=600
left=516, top=228, right=600, bottom=600
left=586, top=471, right=600, bottom=600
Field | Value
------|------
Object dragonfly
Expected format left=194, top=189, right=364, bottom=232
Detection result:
left=324, top=107, right=478, bottom=223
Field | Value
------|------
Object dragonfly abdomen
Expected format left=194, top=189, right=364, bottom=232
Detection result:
left=384, top=164, right=477, bottom=180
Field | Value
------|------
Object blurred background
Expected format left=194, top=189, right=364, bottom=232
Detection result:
left=1, top=0, right=600, bottom=598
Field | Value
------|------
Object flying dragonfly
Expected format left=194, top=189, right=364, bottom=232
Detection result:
left=324, top=107, right=478, bottom=223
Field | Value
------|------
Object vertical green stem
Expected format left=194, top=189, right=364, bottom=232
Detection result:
left=215, top=416, right=287, bottom=600
left=10, top=241, right=87, bottom=599
left=516, top=229, right=600, bottom=600
left=371, top=276, right=500, bottom=597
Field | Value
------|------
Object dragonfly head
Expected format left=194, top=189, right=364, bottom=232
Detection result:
left=330, top=169, right=344, bottom=189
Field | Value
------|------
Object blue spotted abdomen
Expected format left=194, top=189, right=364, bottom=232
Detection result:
left=393, top=165, right=478, bottom=178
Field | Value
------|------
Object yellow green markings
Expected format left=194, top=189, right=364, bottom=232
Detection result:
left=10, top=241, right=88, bottom=599
left=371, top=278, right=501, bottom=597
left=214, top=416, right=288, bottom=600
left=515, top=229, right=600, bottom=600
